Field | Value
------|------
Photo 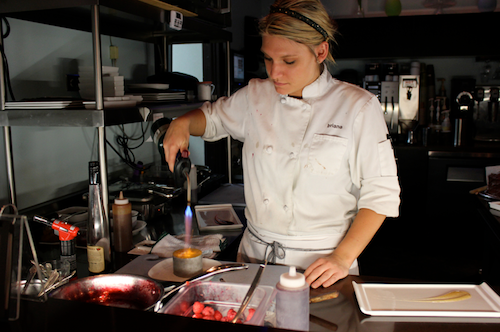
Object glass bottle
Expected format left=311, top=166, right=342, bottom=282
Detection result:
left=87, top=161, right=111, bottom=274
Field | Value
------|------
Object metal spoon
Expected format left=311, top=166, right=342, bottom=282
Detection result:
left=38, top=270, right=76, bottom=297
left=38, top=269, right=60, bottom=297
left=22, top=265, right=37, bottom=294
left=149, top=263, right=248, bottom=312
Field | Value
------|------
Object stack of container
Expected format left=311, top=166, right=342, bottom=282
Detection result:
left=78, top=66, right=124, bottom=100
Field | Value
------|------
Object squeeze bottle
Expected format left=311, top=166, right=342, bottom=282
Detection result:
left=112, top=191, right=133, bottom=252
left=276, top=266, right=310, bottom=331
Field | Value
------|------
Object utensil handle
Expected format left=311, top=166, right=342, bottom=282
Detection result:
left=231, top=263, right=265, bottom=323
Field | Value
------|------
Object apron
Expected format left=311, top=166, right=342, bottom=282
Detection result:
left=237, top=223, right=359, bottom=275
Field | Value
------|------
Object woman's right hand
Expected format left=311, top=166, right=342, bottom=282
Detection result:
left=162, top=109, right=207, bottom=172
left=162, top=116, right=191, bottom=172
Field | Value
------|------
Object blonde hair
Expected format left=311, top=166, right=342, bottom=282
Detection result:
left=259, top=0, right=337, bottom=65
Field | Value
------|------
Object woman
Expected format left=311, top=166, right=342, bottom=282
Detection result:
left=162, top=0, right=400, bottom=288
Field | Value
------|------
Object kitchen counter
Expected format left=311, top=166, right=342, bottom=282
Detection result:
left=3, top=272, right=500, bottom=332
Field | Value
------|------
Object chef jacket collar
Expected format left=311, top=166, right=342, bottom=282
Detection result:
left=302, top=63, right=331, bottom=99
left=277, top=64, right=331, bottom=101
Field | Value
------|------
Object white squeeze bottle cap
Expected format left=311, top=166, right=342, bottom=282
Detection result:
left=114, top=191, right=129, bottom=205
left=280, top=266, right=306, bottom=288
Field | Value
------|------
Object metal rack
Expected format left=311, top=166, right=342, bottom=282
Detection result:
left=0, top=1, right=232, bottom=211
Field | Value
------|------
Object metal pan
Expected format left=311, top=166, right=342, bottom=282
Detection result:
left=50, top=274, right=165, bottom=310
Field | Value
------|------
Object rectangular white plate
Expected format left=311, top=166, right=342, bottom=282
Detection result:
left=353, top=281, right=500, bottom=317
left=195, top=204, right=243, bottom=231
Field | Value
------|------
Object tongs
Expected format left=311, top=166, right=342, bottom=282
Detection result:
left=231, top=259, right=268, bottom=323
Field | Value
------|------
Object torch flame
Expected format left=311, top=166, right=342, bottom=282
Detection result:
left=184, top=205, right=192, bottom=248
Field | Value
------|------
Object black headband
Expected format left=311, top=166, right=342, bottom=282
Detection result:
left=269, top=6, right=328, bottom=40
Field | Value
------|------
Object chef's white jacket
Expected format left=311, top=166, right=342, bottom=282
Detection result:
left=201, top=68, right=400, bottom=246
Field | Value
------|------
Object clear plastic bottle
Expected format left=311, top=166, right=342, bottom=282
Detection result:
left=87, top=161, right=111, bottom=274
left=112, top=191, right=133, bottom=252
left=276, top=266, right=309, bottom=331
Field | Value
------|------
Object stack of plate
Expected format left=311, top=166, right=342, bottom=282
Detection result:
left=78, top=66, right=124, bottom=100
left=5, top=100, right=83, bottom=109
left=127, top=83, right=186, bottom=102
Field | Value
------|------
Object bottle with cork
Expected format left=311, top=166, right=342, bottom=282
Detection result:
left=112, top=191, right=133, bottom=253
left=87, top=161, right=111, bottom=274
left=276, top=266, right=310, bottom=331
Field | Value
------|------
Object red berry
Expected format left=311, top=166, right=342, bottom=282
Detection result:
left=202, top=306, right=215, bottom=316
left=192, top=313, right=203, bottom=319
left=203, top=315, right=215, bottom=320
left=179, top=301, right=190, bottom=315
left=226, top=308, right=237, bottom=320
left=246, top=308, right=255, bottom=321
left=192, top=301, right=204, bottom=314
left=214, top=310, right=222, bottom=321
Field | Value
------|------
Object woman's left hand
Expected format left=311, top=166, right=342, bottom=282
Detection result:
left=304, top=253, right=350, bottom=289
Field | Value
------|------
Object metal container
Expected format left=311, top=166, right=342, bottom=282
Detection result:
left=50, top=274, right=164, bottom=310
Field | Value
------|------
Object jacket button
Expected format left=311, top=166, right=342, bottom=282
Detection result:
left=263, top=199, right=269, bottom=205
left=283, top=205, right=289, bottom=212
left=289, top=152, right=295, bottom=159
left=280, top=98, right=286, bottom=104
left=266, top=146, right=273, bottom=154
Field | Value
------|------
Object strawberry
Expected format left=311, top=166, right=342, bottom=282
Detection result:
left=202, top=306, right=215, bottom=316
left=246, top=308, right=255, bottom=321
left=192, top=301, right=204, bottom=314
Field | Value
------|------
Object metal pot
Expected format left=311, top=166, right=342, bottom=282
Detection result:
left=49, top=274, right=164, bottom=310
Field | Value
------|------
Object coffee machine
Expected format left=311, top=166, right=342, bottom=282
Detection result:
left=473, top=85, right=500, bottom=142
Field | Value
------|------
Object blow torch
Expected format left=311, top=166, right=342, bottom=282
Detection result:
left=34, top=215, right=79, bottom=274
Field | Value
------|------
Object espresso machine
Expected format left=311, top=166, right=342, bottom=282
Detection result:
left=473, top=85, right=500, bottom=142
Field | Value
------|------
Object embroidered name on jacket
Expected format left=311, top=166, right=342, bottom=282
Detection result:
left=327, top=123, right=343, bottom=129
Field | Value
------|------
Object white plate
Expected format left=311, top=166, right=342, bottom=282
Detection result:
left=148, top=258, right=221, bottom=282
left=128, top=83, right=170, bottom=90
left=489, top=201, right=500, bottom=211
left=353, top=281, right=500, bottom=317
left=194, top=204, right=243, bottom=231
left=5, top=101, right=83, bottom=109
left=83, top=100, right=137, bottom=109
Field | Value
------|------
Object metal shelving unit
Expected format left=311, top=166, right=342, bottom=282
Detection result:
left=0, top=0, right=231, bottom=211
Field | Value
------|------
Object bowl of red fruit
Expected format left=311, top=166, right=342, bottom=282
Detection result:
left=159, top=281, right=275, bottom=326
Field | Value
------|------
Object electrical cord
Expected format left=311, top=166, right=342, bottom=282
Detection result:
left=1, top=16, right=16, bottom=101
left=106, top=122, right=152, bottom=171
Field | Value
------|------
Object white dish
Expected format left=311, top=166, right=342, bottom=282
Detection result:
left=83, top=100, right=137, bottom=109
left=5, top=101, right=83, bottom=109
left=148, top=258, right=221, bottom=282
left=352, top=281, right=500, bottom=317
left=128, top=83, right=170, bottom=90
left=132, top=220, right=147, bottom=235
left=194, top=204, right=243, bottom=231
left=489, top=201, right=500, bottom=211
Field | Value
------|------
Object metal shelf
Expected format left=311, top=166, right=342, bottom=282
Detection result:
left=0, top=0, right=231, bottom=209
left=0, top=102, right=203, bottom=127
left=0, top=0, right=231, bottom=44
